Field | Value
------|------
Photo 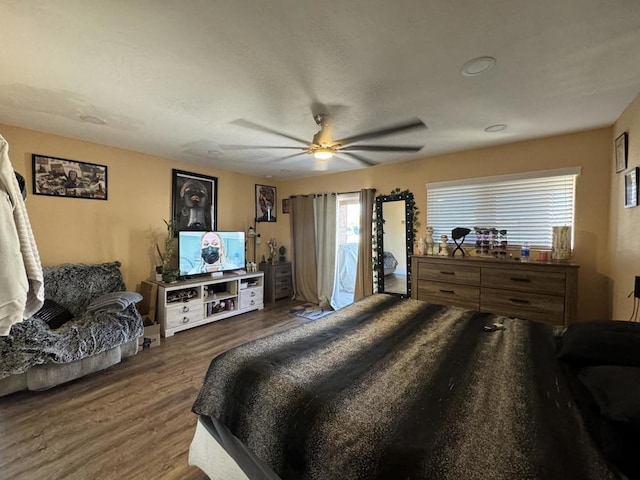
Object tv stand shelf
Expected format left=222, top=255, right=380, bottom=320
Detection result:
left=156, top=271, right=264, bottom=337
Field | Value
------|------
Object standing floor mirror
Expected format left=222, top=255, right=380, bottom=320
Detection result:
left=375, top=191, right=415, bottom=298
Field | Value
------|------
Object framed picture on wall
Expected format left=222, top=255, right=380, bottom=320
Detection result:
left=171, top=169, right=218, bottom=233
left=282, top=198, right=290, bottom=214
left=32, top=154, right=107, bottom=200
left=615, top=132, right=628, bottom=173
left=625, top=167, right=638, bottom=208
left=255, top=184, right=277, bottom=222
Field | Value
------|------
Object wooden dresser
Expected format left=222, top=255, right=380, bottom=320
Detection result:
left=411, top=255, right=579, bottom=326
left=260, top=262, right=294, bottom=303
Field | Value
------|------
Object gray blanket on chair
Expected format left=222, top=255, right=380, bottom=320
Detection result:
left=192, top=294, right=622, bottom=480
left=0, top=262, right=143, bottom=379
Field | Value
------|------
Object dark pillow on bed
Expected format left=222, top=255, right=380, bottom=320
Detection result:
left=578, top=365, right=640, bottom=427
left=34, top=299, right=74, bottom=329
left=557, top=320, right=640, bottom=366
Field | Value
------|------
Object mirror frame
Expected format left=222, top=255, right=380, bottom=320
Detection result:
left=375, top=191, right=415, bottom=298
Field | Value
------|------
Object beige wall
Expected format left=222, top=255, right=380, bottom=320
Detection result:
left=0, top=124, right=280, bottom=291
left=3, top=122, right=617, bottom=321
left=279, top=128, right=613, bottom=322
left=610, top=92, right=640, bottom=319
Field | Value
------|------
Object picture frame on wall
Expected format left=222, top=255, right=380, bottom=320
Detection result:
left=32, top=154, right=107, bottom=200
left=171, top=169, right=217, bottom=233
left=625, top=167, right=638, bottom=208
left=282, top=198, right=290, bottom=214
left=255, top=184, right=277, bottom=222
left=615, top=132, right=628, bottom=173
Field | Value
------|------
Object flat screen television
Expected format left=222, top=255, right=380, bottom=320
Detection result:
left=178, top=231, right=245, bottom=277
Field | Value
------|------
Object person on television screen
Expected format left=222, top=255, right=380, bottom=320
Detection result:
left=188, top=232, right=241, bottom=274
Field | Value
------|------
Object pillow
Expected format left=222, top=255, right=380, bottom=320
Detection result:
left=34, top=299, right=74, bottom=329
left=87, top=291, right=143, bottom=312
left=557, top=320, right=640, bottom=367
left=578, top=365, right=640, bottom=427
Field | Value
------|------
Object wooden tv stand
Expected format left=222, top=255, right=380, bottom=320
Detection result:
left=155, top=271, right=264, bottom=337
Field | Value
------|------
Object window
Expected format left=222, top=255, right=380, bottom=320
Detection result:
left=426, top=168, right=580, bottom=248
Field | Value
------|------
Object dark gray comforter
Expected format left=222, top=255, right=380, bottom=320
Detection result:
left=192, top=294, right=623, bottom=480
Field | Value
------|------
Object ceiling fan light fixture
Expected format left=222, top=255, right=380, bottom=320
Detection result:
left=313, top=148, right=334, bottom=160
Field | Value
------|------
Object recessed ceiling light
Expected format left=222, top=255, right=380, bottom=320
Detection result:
left=79, top=115, right=107, bottom=125
left=461, top=56, right=497, bottom=77
left=485, top=124, right=507, bottom=133
left=265, top=174, right=273, bottom=178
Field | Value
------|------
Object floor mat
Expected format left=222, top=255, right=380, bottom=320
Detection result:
left=290, top=304, right=333, bottom=320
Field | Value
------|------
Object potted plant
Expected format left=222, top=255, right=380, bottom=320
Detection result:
left=157, top=219, right=178, bottom=283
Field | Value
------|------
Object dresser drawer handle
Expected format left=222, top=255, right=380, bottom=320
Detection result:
left=250, top=299, right=255, bottom=305
left=182, top=306, right=190, bottom=313
left=181, top=317, right=190, bottom=324
left=510, top=277, right=531, bottom=282
left=439, top=289, right=455, bottom=294
left=509, top=298, right=530, bottom=304
left=250, top=291, right=256, bottom=297
left=439, top=271, right=455, bottom=276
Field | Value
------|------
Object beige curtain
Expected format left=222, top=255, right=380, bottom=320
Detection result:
left=354, top=188, right=375, bottom=301
left=290, top=195, right=318, bottom=303
left=314, top=194, right=337, bottom=310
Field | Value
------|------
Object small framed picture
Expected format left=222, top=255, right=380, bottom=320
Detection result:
left=615, top=132, right=628, bottom=173
left=625, top=167, right=638, bottom=208
left=256, top=184, right=276, bottom=222
left=282, top=198, right=290, bottom=214
left=172, top=169, right=217, bottom=233
left=32, top=154, right=107, bottom=200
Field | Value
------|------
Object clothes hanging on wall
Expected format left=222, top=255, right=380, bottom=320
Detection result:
left=0, top=134, right=44, bottom=335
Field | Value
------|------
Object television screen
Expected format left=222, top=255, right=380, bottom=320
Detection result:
left=179, top=231, right=245, bottom=276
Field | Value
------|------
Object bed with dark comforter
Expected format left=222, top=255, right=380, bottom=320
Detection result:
left=191, top=294, right=638, bottom=480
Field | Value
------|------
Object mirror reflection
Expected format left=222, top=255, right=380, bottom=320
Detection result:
left=382, top=201, right=407, bottom=294
left=375, top=192, right=414, bottom=297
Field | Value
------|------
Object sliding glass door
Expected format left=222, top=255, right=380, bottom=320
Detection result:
left=331, top=193, right=360, bottom=309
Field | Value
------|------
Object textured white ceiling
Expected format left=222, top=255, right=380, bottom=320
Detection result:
left=1, top=0, right=639, bottom=179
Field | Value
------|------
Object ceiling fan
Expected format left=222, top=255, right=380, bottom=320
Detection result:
left=224, top=114, right=427, bottom=169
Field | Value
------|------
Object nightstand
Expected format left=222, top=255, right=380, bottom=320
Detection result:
left=260, top=262, right=293, bottom=303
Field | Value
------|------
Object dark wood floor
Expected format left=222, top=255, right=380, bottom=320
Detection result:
left=383, top=273, right=407, bottom=294
left=0, top=299, right=308, bottom=480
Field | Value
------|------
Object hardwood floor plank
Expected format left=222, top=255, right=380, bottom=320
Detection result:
left=0, top=299, right=309, bottom=480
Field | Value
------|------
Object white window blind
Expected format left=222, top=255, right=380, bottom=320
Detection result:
left=426, top=168, right=580, bottom=248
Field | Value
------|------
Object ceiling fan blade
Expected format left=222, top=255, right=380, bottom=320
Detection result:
left=335, top=118, right=426, bottom=146
left=221, top=145, right=306, bottom=151
left=339, top=145, right=423, bottom=152
left=338, top=152, right=377, bottom=167
left=271, top=152, right=309, bottom=163
left=231, top=119, right=310, bottom=146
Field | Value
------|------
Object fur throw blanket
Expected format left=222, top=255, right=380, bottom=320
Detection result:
left=0, top=262, right=143, bottom=379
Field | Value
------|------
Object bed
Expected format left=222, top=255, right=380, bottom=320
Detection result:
left=189, top=294, right=640, bottom=480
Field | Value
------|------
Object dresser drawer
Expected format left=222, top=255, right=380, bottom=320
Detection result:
left=274, top=284, right=293, bottom=300
left=416, top=280, right=480, bottom=310
left=240, top=288, right=263, bottom=309
left=275, top=265, right=292, bottom=279
left=482, top=268, right=565, bottom=294
left=165, top=305, right=202, bottom=329
left=480, top=288, right=565, bottom=325
left=417, top=262, right=480, bottom=285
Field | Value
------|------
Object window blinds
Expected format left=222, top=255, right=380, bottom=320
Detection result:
left=426, top=168, right=580, bottom=248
